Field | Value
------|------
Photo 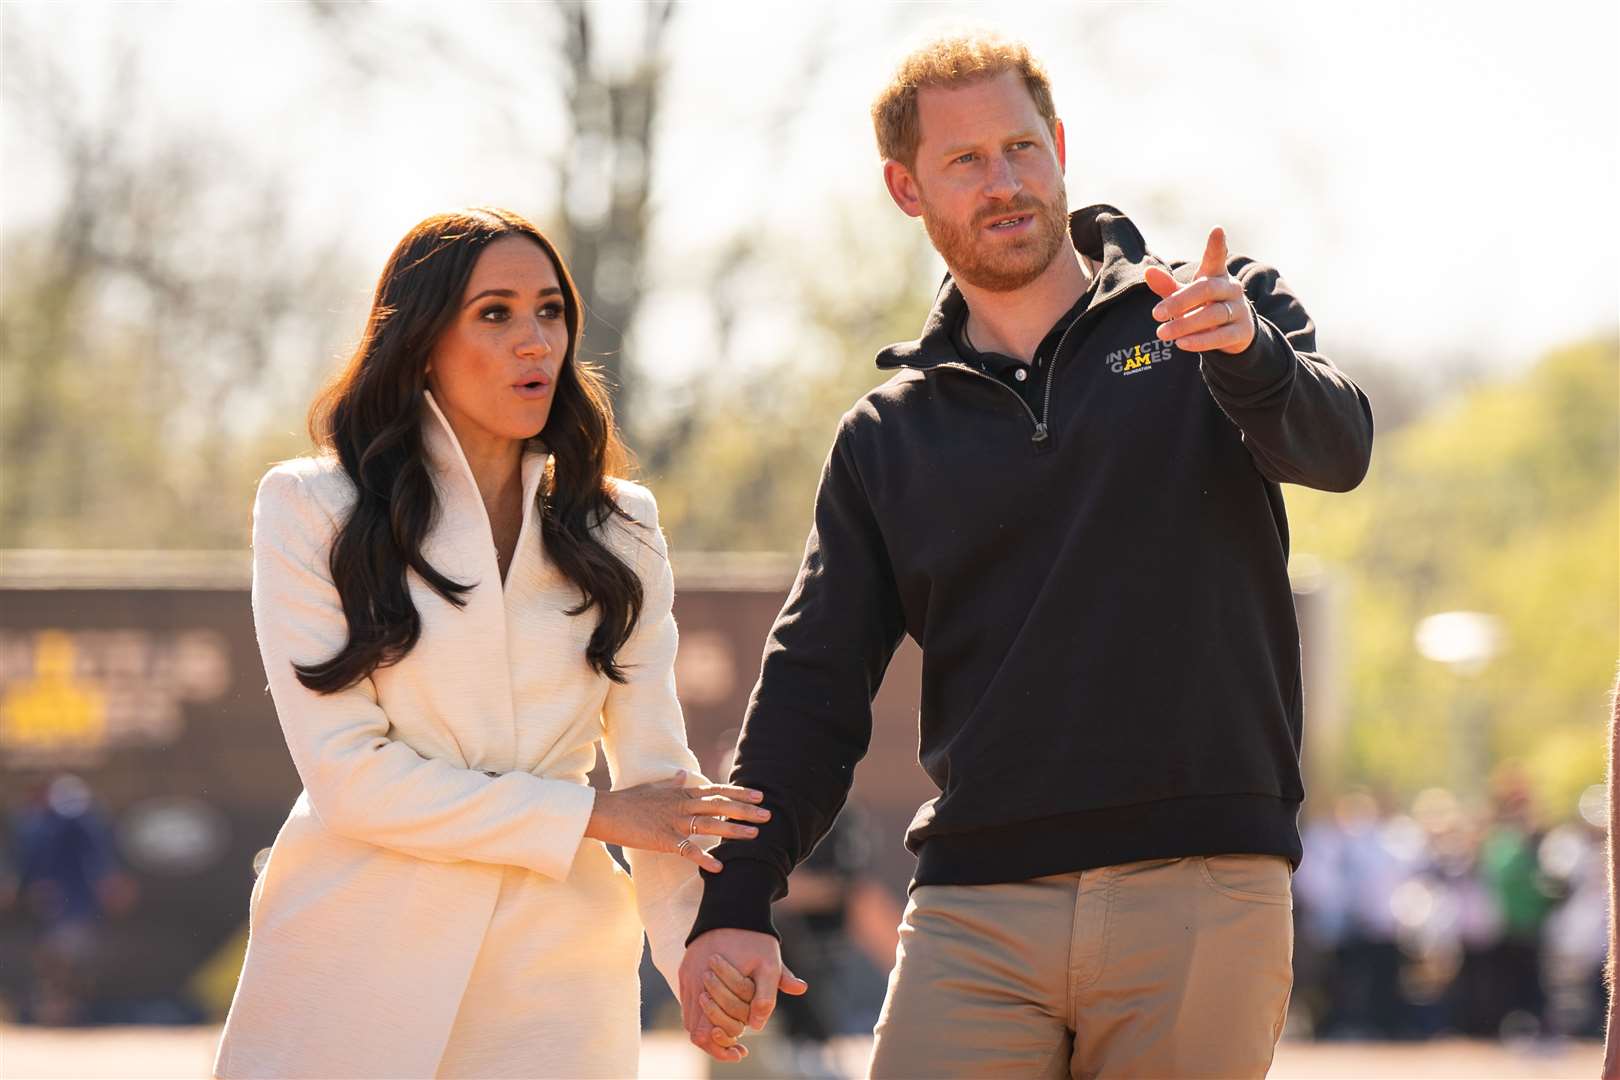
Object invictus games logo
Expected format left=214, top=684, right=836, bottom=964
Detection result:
left=1107, top=339, right=1174, bottom=376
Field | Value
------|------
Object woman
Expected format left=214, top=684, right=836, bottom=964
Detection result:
left=214, top=208, right=763, bottom=1077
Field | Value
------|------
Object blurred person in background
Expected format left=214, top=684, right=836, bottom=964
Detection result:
left=1476, top=764, right=1557, bottom=1038
left=1539, top=807, right=1608, bottom=1040
left=680, top=27, right=1373, bottom=1079
left=12, top=774, right=137, bottom=1025
left=1312, top=790, right=1418, bottom=1039
left=212, top=208, right=787, bottom=1079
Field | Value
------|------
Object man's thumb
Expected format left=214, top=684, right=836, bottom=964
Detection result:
left=777, top=962, right=809, bottom=996
left=1143, top=265, right=1177, bottom=300
left=748, top=967, right=781, bottom=1030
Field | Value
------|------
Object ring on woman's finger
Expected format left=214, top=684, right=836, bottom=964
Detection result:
left=1220, top=300, right=1234, bottom=323
left=677, top=838, right=693, bottom=857
left=689, top=814, right=701, bottom=836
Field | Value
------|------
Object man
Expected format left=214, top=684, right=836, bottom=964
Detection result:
left=681, top=29, right=1373, bottom=1077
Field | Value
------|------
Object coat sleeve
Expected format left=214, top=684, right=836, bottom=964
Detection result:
left=251, top=465, right=597, bottom=878
left=1196, top=257, right=1375, bottom=492
left=597, top=483, right=711, bottom=999
left=687, top=417, right=908, bottom=944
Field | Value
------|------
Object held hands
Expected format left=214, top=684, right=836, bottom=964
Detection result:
left=583, top=770, right=770, bottom=873
left=679, top=928, right=809, bottom=1062
left=1144, top=226, right=1257, bottom=355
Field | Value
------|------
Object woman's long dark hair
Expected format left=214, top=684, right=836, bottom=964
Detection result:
left=292, top=207, right=644, bottom=693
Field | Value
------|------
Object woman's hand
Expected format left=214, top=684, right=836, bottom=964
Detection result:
left=584, top=770, right=770, bottom=872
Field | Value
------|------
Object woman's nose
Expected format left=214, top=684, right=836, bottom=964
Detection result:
left=516, top=320, right=552, bottom=358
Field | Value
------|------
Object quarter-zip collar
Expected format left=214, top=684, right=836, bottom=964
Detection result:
left=421, top=389, right=550, bottom=528
left=877, top=204, right=1171, bottom=372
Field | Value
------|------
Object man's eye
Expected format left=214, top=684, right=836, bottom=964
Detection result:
left=1009, top=141, right=1034, bottom=152
left=954, top=153, right=976, bottom=165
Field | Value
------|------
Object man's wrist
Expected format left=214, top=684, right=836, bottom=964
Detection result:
left=687, top=858, right=786, bottom=945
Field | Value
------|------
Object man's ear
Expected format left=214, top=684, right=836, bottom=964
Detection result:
left=882, top=159, right=925, bottom=219
left=1053, top=117, right=1066, bottom=173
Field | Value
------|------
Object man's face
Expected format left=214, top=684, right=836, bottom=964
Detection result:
left=886, top=71, right=1070, bottom=293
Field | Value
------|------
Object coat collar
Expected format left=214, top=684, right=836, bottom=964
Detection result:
left=876, top=204, right=1172, bottom=371
left=421, top=389, right=550, bottom=514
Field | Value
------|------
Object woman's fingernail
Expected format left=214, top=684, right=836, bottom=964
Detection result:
left=744, top=826, right=759, bottom=836
left=1152, top=304, right=1167, bottom=320
left=748, top=790, right=764, bottom=801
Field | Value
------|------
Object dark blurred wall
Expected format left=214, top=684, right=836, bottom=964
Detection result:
left=0, top=551, right=1328, bottom=1013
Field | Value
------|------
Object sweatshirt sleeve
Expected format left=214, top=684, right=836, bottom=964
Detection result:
left=596, top=483, right=713, bottom=999
left=688, top=418, right=909, bottom=944
left=1196, top=257, right=1375, bottom=492
left=250, top=465, right=597, bottom=878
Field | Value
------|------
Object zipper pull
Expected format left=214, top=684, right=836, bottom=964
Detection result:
left=1032, top=423, right=1049, bottom=444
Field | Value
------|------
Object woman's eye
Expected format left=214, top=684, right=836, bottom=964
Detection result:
left=479, top=305, right=510, bottom=322
left=538, top=302, right=564, bottom=320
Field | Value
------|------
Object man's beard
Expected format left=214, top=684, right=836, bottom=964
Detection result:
left=920, top=186, right=1071, bottom=293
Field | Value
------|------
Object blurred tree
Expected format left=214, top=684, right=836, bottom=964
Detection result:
left=0, top=28, right=353, bottom=548
left=302, top=0, right=675, bottom=431
left=1289, top=337, right=1620, bottom=816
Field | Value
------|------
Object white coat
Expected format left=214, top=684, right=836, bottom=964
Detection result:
left=213, top=390, right=706, bottom=1079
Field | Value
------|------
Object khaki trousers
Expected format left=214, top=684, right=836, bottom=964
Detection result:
left=867, top=855, right=1294, bottom=1079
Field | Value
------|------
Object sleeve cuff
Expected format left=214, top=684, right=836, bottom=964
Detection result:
left=523, top=777, right=598, bottom=880
left=1199, top=308, right=1294, bottom=399
left=686, top=858, right=788, bottom=945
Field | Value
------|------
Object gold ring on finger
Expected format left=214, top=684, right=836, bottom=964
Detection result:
left=689, top=814, right=701, bottom=836
left=677, top=838, right=693, bottom=857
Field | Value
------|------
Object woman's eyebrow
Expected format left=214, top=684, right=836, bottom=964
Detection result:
left=463, top=286, right=564, bottom=309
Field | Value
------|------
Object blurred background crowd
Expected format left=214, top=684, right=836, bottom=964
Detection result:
left=1, top=1, right=1615, bottom=1071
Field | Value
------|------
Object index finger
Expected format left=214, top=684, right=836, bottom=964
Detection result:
left=694, top=783, right=765, bottom=803
left=709, top=953, right=758, bottom=1001
left=1151, top=277, right=1241, bottom=321
left=1196, top=226, right=1229, bottom=280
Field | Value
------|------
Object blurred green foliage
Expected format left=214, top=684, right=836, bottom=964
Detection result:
left=1288, top=337, right=1619, bottom=819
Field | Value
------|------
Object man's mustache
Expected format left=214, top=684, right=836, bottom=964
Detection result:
left=973, top=198, right=1050, bottom=228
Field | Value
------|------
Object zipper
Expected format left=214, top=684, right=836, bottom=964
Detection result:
left=937, top=310, right=1088, bottom=445
left=895, top=267, right=1153, bottom=444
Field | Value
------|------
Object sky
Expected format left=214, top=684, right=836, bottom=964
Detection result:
left=2, top=1, right=1616, bottom=396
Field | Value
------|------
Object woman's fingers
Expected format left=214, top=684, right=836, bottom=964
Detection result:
left=708, top=954, right=757, bottom=1002
left=699, top=991, right=747, bottom=1040
left=702, top=969, right=752, bottom=1024
left=687, top=796, right=771, bottom=824
left=695, top=818, right=760, bottom=840
left=676, top=841, right=724, bottom=873
left=694, top=783, right=765, bottom=803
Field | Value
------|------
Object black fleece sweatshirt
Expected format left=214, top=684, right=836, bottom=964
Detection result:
left=689, top=205, right=1374, bottom=943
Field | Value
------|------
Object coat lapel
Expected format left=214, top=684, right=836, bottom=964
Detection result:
left=399, top=390, right=549, bottom=771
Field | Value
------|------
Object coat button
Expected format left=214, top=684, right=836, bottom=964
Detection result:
left=1014, top=368, right=1028, bottom=382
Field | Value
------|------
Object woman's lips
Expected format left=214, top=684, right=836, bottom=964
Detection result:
left=512, top=381, right=552, bottom=400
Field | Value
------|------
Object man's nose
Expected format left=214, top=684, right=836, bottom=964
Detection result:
left=982, top=154, right=1021, bottom=201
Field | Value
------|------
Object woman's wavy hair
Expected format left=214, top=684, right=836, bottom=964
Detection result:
left=294, top=206, right=644, bottom=693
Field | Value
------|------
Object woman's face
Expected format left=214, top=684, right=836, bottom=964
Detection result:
left=426, top=234, right=570, bottom=448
